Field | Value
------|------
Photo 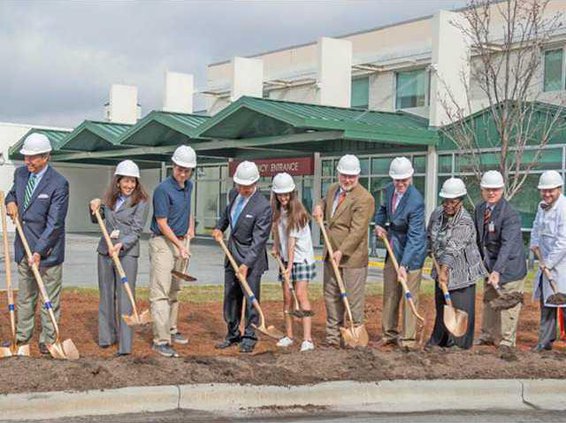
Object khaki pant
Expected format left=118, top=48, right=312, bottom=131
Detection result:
left=16, top=260, right=63, bottom=345
left=323, top=261, right=367, bottom=345
left=149, top=236, right=184, bottom=345
left=479, top=278, right=525, bottom=347
left=382, top=258, right=422, bottom=347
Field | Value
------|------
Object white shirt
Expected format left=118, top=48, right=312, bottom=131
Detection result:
left=277, top=209, right=315, bottom=265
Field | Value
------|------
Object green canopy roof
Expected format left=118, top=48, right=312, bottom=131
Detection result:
left=119, top=111, right=209, bottom=147
left=195, top=96, right=437, bottom=147
left=9, top=128, right=73, bottom=161
left=58, top=121, right=132, bottom=152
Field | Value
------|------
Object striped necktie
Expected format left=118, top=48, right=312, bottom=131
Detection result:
left=23, top=174, right=38, bottom=209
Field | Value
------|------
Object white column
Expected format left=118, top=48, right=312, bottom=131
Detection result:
left=312, top=152, right=322, bottom=247
left=163, top=72, right=194, bottom=113
left=316, top=37, right=352, bottom=108
left=231, top=57, right=264, bottom=102
left=425, top=145, right=438, bottom=219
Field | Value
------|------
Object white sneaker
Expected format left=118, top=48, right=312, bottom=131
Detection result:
left=300, top=340, right=315, bottom=352
left=276, top=336, right=294, bottom=347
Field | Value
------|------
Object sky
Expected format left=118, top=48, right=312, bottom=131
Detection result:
left=0, top=0, right=467, bottom=128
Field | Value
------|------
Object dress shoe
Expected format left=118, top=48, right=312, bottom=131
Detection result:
left=239, top=343, right=255, bottom=354
left=38, top=342, right=50, bottom=355
left=474, top=338, right=495, bottom=346
left=531, top=343, right=552, bottom=352
left=215, top=339, right=240, bottom=350
left=498, top=345, right=517, bottom=361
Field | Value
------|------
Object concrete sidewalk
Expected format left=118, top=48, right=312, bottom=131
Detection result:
left=1, top=234, right=389, bottom=288
left=1, top=379, right=565, bottom=421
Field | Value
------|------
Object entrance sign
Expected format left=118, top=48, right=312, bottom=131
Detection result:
left=229, top=157, right=314, bottom=177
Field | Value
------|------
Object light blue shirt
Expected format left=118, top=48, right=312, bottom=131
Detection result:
left=231, top=192, right=253, bottom=227
left=28, top=164, right=49, bottom=195
left=115, top=194, right=127, bottom=211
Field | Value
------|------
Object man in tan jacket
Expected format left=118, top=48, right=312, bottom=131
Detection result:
left=313, top=154, right=375, bottom=347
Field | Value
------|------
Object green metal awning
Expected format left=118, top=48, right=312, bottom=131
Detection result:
left=119, top=111, right=209, bottom=147
left=9, top=128, right=73, bottom=161
left=194, top=96, right=438, bottom=147
left=58, top=121, right=132, bottom=152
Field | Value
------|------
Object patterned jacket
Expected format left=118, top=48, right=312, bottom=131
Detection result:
left=427, top=206, right=487, bottom=291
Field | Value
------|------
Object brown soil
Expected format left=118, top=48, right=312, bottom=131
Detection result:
left=0, top=291, right=565, bottom=394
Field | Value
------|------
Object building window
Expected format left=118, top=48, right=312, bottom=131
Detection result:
left=395, top=68, right=428, bottom=109
left=351, top=76, right=369, bottom=108
left=543, top=48, right=564, bottom=92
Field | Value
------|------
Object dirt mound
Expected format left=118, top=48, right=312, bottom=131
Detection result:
left=0, top=291, right=564, bottom=394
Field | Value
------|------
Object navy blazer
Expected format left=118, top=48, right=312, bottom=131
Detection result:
left=374, top=183, right=426, bottom=271
left=474, top=199, right=527, bottom=284
left=6, top=165, right=69, bottom=268
left=215, top=188, right=272, bottom=273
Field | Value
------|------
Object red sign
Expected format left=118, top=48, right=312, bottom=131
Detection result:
left=229, top=157, right=314, bottom=177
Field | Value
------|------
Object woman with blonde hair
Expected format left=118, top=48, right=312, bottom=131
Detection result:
left=271, top=172, right=316, bottom=352
left=90, top=160, right=149, bottom=356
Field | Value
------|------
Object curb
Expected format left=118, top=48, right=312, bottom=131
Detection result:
left=2, top=379, right=566, bottom=420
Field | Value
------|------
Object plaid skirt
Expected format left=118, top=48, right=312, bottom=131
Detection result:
left=278, top=260, right=317, bottom=283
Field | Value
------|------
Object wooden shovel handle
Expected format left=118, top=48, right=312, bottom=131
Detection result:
left=314, top=215, right=355, bottom=327
left=13, top=217, right=61, bottom=340
left=93, top=207, right=139, bottom=319
left=0, top=191, right=17, bottom=343
left=270, top=251, right=300, bottom=311
left=431, top=256, right=453, bottom=306
left=217, top=237, right=266, bottom=325
left=532, top=246, right=560, bottom=293
left=380, top=234, right=424, bottom=323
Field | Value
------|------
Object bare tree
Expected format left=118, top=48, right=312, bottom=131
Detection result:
left=439, top=0, right=565, bottom=200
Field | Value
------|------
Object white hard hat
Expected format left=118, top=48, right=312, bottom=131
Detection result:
left=172, top=145, right=197, bottom=168
left=480, top=170, right=505, bottom=189
left=233, top=161, right=260, bottom=186
left=389, top=157, right=414, bottom=180
left=336, top=154, right=361, bottom=176
left=439, top=177, right=467, bottom=199
left=537, top=170, right=563, bottom=189
left=272, top=172, right=295, bottom=194
left=20, top=133, right=52, bottom=156
left=115, top=160, right=140, bottom=178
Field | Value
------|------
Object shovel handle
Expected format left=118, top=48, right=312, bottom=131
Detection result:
left=380, top=234, right=425, bottom=323
left=217, top=237, right=267, bottom=327
left=532, top=246, right=560, bottom=294
left=270, top=252, right=301, bottom=312
left=13, top=217, right=61, bottom=340
left=0, top=191, right=17, bottom=344
left=93, top=207, right=140, bottom=319
left=431, top=256, right=453, bottom=306
left=315, top=215, right=355, bottom=328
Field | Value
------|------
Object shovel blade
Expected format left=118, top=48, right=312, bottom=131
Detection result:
left=340, top=324, right=369, bottom=348
left=47, top=339, right=80, bottom=360
left=443, top=305, right=468, bottom=337
left=0, top=347, right=12, bottom=358
left=171, top=271, right=197, bottom=282
left=122, top=309, right=152, bottom=327
left=16, top=344, right=30, bottom=357
left=252, top=323, right=285, bottom=340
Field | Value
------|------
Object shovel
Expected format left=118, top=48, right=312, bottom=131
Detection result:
left=316, top=215, right=368, bottom=347
left=431, top=256, right=468, bottom=337
left=0, top=192, right=30, bottom=357
left=380, top=235, right=425, bottom=326
left=13, top=218, right=79, bottom=360
left=217, top=238, right=283, bottom=340
left=93, top=208, right=151, bottom=326
left=171, top=236, right=197, bottom=282
left=270, top=252, right=305, bottom=318
left=532, top=247, right=566, bottom=306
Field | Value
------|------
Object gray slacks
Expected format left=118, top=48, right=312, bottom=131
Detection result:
left=97, top=254, right=137, bottom=354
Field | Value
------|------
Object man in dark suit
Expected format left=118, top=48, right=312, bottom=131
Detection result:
left=5, top=133, right=69, bottom=355
left=473, top=170, right=526, bottom=360
left=375, top=157, right=426, bottom=350
left=212, top=161, right=272, bottom=353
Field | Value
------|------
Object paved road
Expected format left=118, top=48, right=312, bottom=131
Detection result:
left=0, top=234, right=388, bottom=288
left=10, top=409, right=566, bottom=423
